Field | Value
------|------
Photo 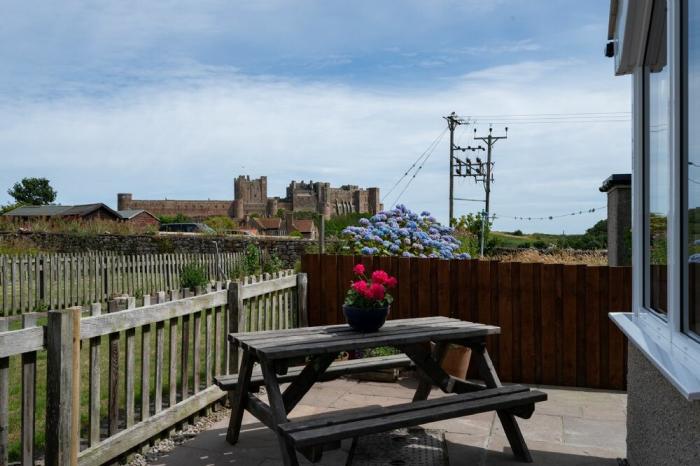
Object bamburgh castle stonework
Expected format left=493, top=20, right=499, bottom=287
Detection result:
left=118, top=176, right=381, bottom=220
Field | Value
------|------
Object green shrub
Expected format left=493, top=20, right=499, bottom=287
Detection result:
left=204, top=216, right=237, bottom=233
left=289, top=230, right=303, bottom=238
left=532, top=240, right=548, bottom=250
left=262, top=254, right=285, bottom=274
left=180, top=262, right=208, bottom=289
left=243, top=244, right=261, bottom=276
left=158, top=213, right=191, bottom=224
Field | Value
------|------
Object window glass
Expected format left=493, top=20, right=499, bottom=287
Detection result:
left=646, top=0, right=669, bottom=315
left=687, top=0, right=700, bottom=334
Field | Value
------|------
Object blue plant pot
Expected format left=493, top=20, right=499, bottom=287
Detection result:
left=342, top=304, right=390, bottom=332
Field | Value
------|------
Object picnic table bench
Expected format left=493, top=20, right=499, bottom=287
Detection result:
left=216, top=316, right=547, bottom=465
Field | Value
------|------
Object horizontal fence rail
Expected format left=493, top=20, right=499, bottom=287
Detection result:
left=0, top=252, right=246, bottom=316
left=301, top=254, right=632, bottom=391
left=0, top=269, right=303, bottom=466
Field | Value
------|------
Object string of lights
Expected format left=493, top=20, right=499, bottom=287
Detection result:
left=491, top=205, right=607, bottom=221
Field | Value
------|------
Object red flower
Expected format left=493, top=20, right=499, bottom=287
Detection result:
left=371, top=270, right=389, bottom=285
left=353, top=264, right=366, bottom=275
left=352, top=280, right=371, bottom=298
left=385, top=276, right=398, bottom=289
left=368, top=283, right=386, bottom=300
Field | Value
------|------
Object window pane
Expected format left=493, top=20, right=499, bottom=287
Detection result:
left=646, top=0, right=669, bottom=315
left=687, top=0, right=700, bottom=334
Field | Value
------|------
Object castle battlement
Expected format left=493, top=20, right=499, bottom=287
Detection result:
left=118, top=176, right=381, bottom=221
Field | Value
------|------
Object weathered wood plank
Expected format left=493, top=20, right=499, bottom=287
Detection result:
left=88, top=304, right=102, bottom=447
left=0, top=319, right=8, bottom=465
left=45, top=307, right=81, bottom=466
left=155, top=292, right=166, bottom=414
left=21, top=314, right=38, bottom=466
left=80, top=290, right=227, bottom=339
left=77, top=385, right=225, bottom=466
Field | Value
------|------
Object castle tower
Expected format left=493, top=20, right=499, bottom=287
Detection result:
left=367, top=187, right=380, bottom=215
left=266, top=198, right=279, bottom=217
left=117, top=193, right=133, bottom=211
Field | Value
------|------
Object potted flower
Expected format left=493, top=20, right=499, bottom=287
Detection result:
left=343, top=264, right=397, bottom=332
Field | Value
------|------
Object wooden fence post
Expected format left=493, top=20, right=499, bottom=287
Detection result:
left=45, top=306, right=81, bottom=466
left=297, top=273, right=308, bottom=328
left=227, top=281, right=243, bottom=374
left=0, top=318, right=8, bottom=466
left=22, top=313, right=39, bottom=466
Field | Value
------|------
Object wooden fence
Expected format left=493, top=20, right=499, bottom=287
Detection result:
left=0, top=270, right=306, bottom=466
left=301, top=254, right=632, bottom=391
left=0, top=252, right=246, bottom=316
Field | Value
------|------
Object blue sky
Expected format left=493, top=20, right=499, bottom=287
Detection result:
left=0, top=0, right=630, bottom=233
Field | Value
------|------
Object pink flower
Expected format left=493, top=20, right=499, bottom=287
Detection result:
left=368, top=283, right=386, bottom=300
left=385, top=276, right=398, bottom=289
left=371, top=270, right=389, bottom=285
left=353, top=264, right=366, bottom=275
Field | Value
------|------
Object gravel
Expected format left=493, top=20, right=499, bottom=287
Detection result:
left=127, top=406, right=231, bottom=466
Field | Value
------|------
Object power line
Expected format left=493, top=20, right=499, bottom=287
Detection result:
left=458, top=111, right=630, bottom=118
left=382, top=127, right=447, bottom=202
left=391, top=130, right=444, bottom=207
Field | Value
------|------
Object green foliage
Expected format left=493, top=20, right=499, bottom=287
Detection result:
left=512, top=229, right=523, bottom=236
left=453, top=212, right=495, bottom=256
left=289, top=230, right=303, bottom=238
left=158, top=213, right=191, bottom=224
left=556, top=220, right=607, bottom=250
left=324, top=213, right=370, bottom=237
left=243, top=244, right=261, bottom=276
left=204, top=215, right=237, bottom=232
left=7, top=177, right=57, bottom=205
left=179, top=262, right=208, bottom=289
left=276, top=208, right=286, bottom=218
left=362, top=346, right=399, bottom=357
left=1, top=202, right=20, bottom=215
left=532, top=239, right=549, bottom=249
left=262, top=253, right=285, bottom=274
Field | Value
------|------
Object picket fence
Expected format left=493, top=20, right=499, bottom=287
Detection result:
left=0, top=270, right=306, bottom=466
left=0, top=252, right=247, bottom=316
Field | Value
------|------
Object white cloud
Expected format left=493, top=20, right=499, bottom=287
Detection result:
left=0, top=58, right=630, bottom=233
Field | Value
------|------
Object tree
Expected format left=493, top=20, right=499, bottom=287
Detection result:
left=8, top=178, right=57, bottom=205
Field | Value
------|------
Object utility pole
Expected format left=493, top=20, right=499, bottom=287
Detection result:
left=473, top=127, right=508, bottom=223
left=443, top=112, right=468, bottom=225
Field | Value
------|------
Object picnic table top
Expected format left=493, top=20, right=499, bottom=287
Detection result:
left=230, top=316, right=501, bottom=360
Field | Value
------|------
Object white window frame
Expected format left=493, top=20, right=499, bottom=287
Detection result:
left=611, top=0, right=700, bottom=400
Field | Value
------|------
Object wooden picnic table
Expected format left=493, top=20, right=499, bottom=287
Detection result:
left=217, top=316, right=546, bottom=465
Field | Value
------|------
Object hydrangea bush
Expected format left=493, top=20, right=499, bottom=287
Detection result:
left=341, top=205, right=470, bottom=259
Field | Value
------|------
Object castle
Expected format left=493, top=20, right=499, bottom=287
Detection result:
left=117, top=176, right=381, bottom=220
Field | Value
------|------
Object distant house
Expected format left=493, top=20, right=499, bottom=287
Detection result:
left=288, top=218, right=317, bottom=239
left=246, top=213, right=317, bottom=239
left=3, top=203, right=122, bottom=222
left=250, top=217, right=285, bottom=236
left=117, top=209, right=160, bottom=227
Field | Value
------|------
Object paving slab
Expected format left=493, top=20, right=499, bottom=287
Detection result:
left=155, top=377, right=627, bottom=466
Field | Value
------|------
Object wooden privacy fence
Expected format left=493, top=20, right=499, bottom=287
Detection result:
left=301, top=254, right=632, bottom=391
left=0, top=252, right=246, bottom=316
left=0, top=270, right=306, bottom=466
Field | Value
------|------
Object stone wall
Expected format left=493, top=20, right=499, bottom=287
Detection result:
left=0, top=232, right=313, bottom=266
left=118, top=194, right=234, bottom=220
left=626, top=344, right=700, bottom=465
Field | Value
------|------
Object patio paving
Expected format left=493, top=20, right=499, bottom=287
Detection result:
left=152, top=375, right=626, bottom=466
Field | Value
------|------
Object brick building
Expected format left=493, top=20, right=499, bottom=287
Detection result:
left=118, top=176, right=381, bottom=221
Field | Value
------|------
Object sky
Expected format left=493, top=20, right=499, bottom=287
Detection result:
left=0, top=0, right=631, bottom=234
